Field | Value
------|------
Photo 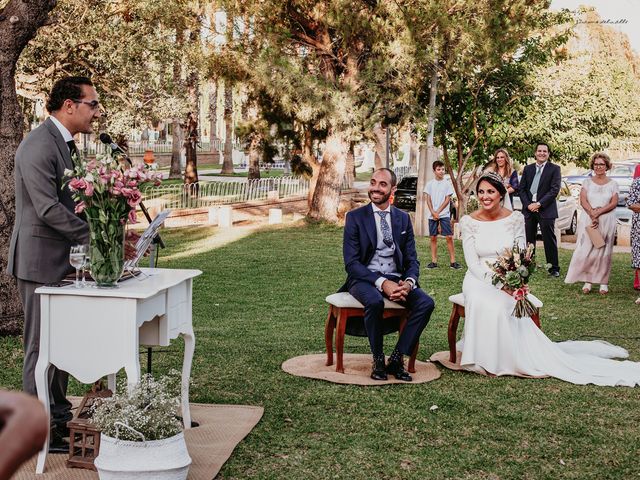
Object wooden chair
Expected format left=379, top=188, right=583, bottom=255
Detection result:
left=324, top=292, right=418, bottom=374
left=447, top=293, right=542, bottom=363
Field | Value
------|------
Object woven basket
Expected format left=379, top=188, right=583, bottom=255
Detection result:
left=94, top=431, right=191, bottom=480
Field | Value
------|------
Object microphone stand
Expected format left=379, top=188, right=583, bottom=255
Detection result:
left=114, top=146, right=166, bottom=375
left=121, top=155, right=165, bottom=250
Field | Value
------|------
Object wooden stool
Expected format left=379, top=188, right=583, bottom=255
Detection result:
left=447, top=292, right=542, bottom=363
left=324, top=292, right=418, bottom=374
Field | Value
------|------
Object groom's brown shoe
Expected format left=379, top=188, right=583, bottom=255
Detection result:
left=386, top=359, right=412, bottom=381
left=371, top=357, right=388, bottom=381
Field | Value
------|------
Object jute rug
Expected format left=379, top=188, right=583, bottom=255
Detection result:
left=282, top=353, right=441, bottom=385
left=430, top=350, right=489, bottom=374
left=430, top=350, right=548, bottom=379
left=15, top=403, right=263, bottom=480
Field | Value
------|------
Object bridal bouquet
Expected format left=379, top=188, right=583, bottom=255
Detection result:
left=487, top=242, right=537, bottom=318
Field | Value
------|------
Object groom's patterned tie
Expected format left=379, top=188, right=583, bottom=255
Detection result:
left=377, top=211, right=393, bottom=248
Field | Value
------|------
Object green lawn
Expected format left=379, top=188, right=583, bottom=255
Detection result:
left=1, top=223, right=639, bottom=479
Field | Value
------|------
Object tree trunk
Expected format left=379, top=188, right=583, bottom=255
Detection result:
left=247, top=132, right=261, bottom=181
left=221, top=80, right=234, bottom=174
left=0, top=0, right=57, bottom=335
left=169, top=118, right=182, bottom=179
left=283, top=140, right=291, bottom=175
left=184, top=114, right=199, bottom=185
left=409, top=130, right=418, bottom=169
left=169, top=25, right=184, bottom=179
left=209, top=79, right=218, bottom=148
left=345, top=142, right=355, bottom=188
left=308, top=131, right=348, bottom=223
left=372, top=122, right=386, bottom=169
left=304, top=126, right=320, bottom=208
left=184, top=32, right=199, bottom=185
left=416, top=67, right=438, bottom=236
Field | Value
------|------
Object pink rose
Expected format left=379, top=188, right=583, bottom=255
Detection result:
left=128, top=208, right=138, bottom=224
left=74, top=201, right=86, bottom=214
left=69, top=178, right=86, bottom=191
left=127, top=190, right=142, bottom=208
left=85, top=181, right=94, bottom=196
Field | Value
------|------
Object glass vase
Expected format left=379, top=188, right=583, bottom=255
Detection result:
left=87, top=213, right=125, bottom=288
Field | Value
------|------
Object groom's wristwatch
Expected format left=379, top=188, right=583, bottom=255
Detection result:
left=405, top=278, right=416, bottom=289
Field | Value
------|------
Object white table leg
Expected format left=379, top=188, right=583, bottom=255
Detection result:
left=124, top=362, right=141, bottom=393
left=181, top=326, right=195, bottom=429
left=34, top=360, right=51, bottom=474
left=107, top=373, right=117, bottom=392
left=124, top=299, right=141, bottom=393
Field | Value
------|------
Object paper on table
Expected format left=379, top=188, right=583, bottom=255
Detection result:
left=125, top=209, right=171, bottom=269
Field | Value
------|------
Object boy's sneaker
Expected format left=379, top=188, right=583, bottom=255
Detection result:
left=427, top=262, right=438, bottom=269
left=450, top=262, right=462, bottom=270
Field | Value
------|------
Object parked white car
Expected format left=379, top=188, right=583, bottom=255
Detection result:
left=512, top=180, right=578, bottom=235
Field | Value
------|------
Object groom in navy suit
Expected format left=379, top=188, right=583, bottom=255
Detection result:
left=341, top=168, right=435, bottom=381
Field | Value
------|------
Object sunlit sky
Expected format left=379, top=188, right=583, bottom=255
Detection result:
left=552, top=0, right=640, bottom=53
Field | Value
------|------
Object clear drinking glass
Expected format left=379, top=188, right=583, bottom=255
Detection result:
left=69, top=245, right=88, bottom=288
left=81, top=246, right=91, bottom=287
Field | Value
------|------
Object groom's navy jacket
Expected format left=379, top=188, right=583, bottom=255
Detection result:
left=340, top=203, right=420, bottom=292
left=519, top=162, right=561, bottom=219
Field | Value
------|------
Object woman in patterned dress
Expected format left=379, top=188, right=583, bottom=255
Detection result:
left=627, top=167, right=640, bottom=304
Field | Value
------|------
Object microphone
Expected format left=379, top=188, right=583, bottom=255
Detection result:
left=99, top=133, right=127, bottom=156
left=98, top=132, right=165, bottom=250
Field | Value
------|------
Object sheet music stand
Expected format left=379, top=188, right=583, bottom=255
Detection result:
left=124, top=209, right=171, bottom=276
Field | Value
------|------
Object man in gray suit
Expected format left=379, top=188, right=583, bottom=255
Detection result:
left=7, top=76, right=101, bottom=450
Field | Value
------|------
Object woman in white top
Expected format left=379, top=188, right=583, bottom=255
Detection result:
left=457, top=171, right=640, bottom=386
left=565, top=152, right=619, bottom=294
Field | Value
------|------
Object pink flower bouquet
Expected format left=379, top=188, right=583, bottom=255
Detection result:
left=64, top=151, right=161, bottom=286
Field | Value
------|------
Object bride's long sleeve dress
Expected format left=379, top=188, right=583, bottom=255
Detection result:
left=457, top=211, right=640, bottom=387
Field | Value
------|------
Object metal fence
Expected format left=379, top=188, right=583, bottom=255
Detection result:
left=142, top=174, right=355, bottom=210
left=393, top=166, right=417, bottom=183
left=84, top=139, right=241, bottom=156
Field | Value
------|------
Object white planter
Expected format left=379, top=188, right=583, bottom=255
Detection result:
left=94, top=432, right=191, bottom=480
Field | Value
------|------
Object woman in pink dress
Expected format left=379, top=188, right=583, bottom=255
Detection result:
left=565, top=152, right=619, bottom=294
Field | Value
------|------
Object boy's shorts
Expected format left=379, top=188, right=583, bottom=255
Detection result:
left=428, top=217, right=453, bottom=237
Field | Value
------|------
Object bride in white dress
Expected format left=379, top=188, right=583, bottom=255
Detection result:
left=457, top=172, right=640, bottom=387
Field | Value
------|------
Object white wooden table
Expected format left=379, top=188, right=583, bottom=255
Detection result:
left=33, top=268, right=202, bottom=474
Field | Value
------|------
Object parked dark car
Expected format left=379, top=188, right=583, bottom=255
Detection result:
left=393, top=176, right=418, bottom=211
left=393, top=175, right=457, bottom=219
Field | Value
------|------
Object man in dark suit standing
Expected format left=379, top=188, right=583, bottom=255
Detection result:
left=342, top=168, right=435, bottom=381
left=7, top=76, right=101, bottom=450
left=519, top=142, right=562, bottom=277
